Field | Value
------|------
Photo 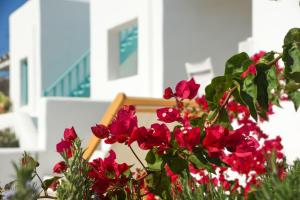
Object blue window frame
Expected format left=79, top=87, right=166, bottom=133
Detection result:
left=20, top=58, right=28, bottom=105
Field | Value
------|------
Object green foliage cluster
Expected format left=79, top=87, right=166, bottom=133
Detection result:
left=0, top=91, right=11, bottom=113
left=56, top=139, right=93, bottom=200
left=250, top=160, right=300, bottom=200
left=0, top=153, right=40, bottom=200
left=0, top=128, right=19, bottom=148
left=141, top=28, right=300, bottom=200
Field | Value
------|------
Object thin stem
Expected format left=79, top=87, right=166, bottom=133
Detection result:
left=37, top=196, right=57, bottom=199
left=210, top=86, right=237, bottom=126
left=128, top=145, right=147, bottom=172
left=136, top=171, right=152, bottom=181
left=34, top=169, right=48, bottom=196
left=266, top=53, right=283, bottom=66
left=137, top=180, right=142, bottom=200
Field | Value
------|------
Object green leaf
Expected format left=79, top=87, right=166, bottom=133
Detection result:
left=283, top=28, right=300, bottom=83
left=255, top=64, right=269, bottom=111
left=207, top=110, right=218, bottom=121
left=240, top=91, right=257, bottom=121
left=206, top=156, right=230, bottom=168
left=192, top=148, right=214, bottom=173
left=188, top=154, right=205, bottom=168
left=261, top=51, right=275, bottom=63
left=43, top=176, right=61, bottom=190
left=167, top=156, right=188, bottom=174
left=243, top=73, right=257, bottom=101
left=289, top=91, right=300, bottom=111
left=215, top=107, right=232, bottom=129
left=105, top=170, right=116, bottom=179
left=122, top=166, right=132, bottom=178
left=284, top=28, right=300, bottom=45
left=145, top=149, right=164, bottom=171
left=190, top=117, right=206, bottom=128
left=266, top=66, right=280, bottom=106
left=145, top=170, right=172, bottom=200
left=108, top=189, right=127, bottom=200
left=285, top=80, right=300, bottom=93
left=284, top=43, right=300, bottom=82
left=4, top=180, right=16, bottom=190
left=205, top=76, right=233, bottom=110
left=225, top=52, right=252, bottom=75
left=235, top=79, right=258, bottom=121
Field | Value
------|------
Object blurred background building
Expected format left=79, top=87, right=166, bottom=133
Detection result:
left=0, top=0, right=299, bottom=184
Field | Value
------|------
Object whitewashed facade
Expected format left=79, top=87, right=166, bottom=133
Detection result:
left=0, top=0, right=299, bottom=183
left=90, top=0, right=252, bottom=101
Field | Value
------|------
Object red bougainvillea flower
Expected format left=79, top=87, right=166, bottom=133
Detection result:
left=49, top=180, right=59, bottom=191
left=129, top=123, right=171, bottom=151
left=88, top=150, right=131, bottom=195
left=63, top=127, right=77, bottom=142
left=223, top=130, right=245, bottom=152
left=195, top=95, right=209, bottom=111
left=174, top=126, right=201, bottom=151
left=53, top=161, right=67, bottom=173
left=175, top=78, right=200, bottom=99
left=92, top=106, right=138, bottom=144
left=203, top=125, right=228, bottom=157
left=263, top=136, right=284, bottom=159
left=251, top=51, right=266, bottom=63
left=156, top=107, right=181, bottom=123
left=56, top=139, right=73, bottom=158
left=227, top=101, right=250, bottom=123
left=91, top=124, right=109, bottom=139
left=145, top=193, right=158, bottom=200
left=106, top=105, right=137, bottom=144
left=163, top=87, right=174, bottom=99
left=219, top=91, right=229, bottom=106
left=165, top=165, right=179, bottom=183
left=241, top=64, right=257, bottom=78
left=234, top=136, right=260, bottom=158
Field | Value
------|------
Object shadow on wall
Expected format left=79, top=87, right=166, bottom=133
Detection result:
left=163, top=0, right=252, bottom=88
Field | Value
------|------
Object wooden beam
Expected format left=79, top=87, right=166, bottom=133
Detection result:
left=83, top=93, right=197, bottom=160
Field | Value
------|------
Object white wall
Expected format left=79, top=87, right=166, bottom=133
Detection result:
left=90, top=0, right=164, bottom=101
left=9, top=0, right=90, bottom=116
left=163, top=0, right=252, bottom=89
left=252, top=0, right=300, bottom=161
left=252, top=0, right=300, bottom=52
left=260, top=102, right=300, bottom=163
left=40, top=0, right=90, bottom=92
left=9, top=0, right=41, bottom=116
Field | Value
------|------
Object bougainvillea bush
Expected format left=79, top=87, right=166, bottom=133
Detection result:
left=2, top=28, right=300, bottom=200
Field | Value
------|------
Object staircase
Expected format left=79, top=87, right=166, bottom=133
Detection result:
left=119, top=25, right=138, bottom=64
left=43, top=50, right=90, bottom=97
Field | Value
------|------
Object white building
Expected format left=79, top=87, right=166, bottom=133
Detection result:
left=0, top=0, right=299, bottom=183
left=1, top=0, right=101, bottom=184
left=90, top=0, right=252, bottom=100
left=9, top=0, right=90, bottom=115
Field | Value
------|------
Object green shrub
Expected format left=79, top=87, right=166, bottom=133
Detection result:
left=0, top=128, right=19, bottom=148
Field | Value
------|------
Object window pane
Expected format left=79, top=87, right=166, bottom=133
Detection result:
left=20, top=59, right=28, bottom=105
left=118, top=25, right=138, bottom=78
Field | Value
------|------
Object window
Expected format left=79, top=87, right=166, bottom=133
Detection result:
left=108, top=20, right=138, bottom=80
left=20, top=58, right=28, bottom=105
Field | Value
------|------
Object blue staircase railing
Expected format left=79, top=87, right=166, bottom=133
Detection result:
left=119, top=25, right=138, bottom=64
left=43, top=50, right=90, bottom=97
